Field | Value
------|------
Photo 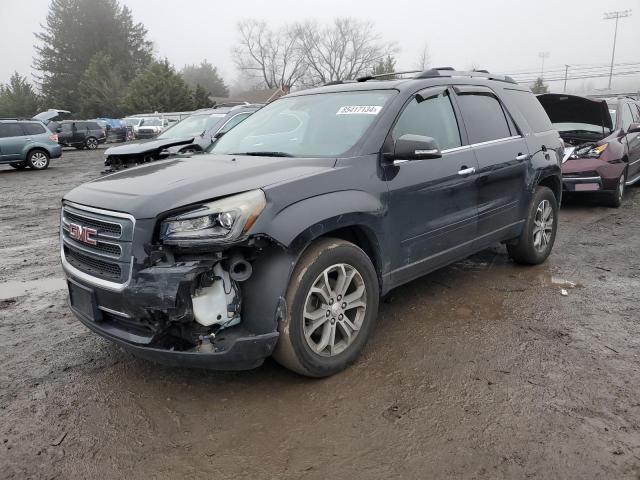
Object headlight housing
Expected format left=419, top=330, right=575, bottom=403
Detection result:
left=586, top=143, right=608, bottom=158
left=160, top=189, right=266, bottom=245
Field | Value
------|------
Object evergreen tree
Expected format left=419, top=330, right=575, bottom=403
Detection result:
left=531, top=77, right=549, bottom=94
left=0, top=73, right=41, bottom=118
left=192, top=84, right=212, bottom=109
left=34, top=0, right=152, bottom=113
left=78, top=54, right=127, bottom=118
left=120, top=60, right=194, bottom=114
left=372, top=55, right=396, bottom=76
left=181, top=61, right=229, bottom=97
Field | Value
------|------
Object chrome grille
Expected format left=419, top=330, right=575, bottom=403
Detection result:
left=61, top=202, right=135, bottom=288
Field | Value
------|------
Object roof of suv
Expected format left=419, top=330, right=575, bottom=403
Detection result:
left=287, top=68, right=528, bottom=97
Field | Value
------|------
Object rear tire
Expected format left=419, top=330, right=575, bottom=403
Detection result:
left=272, top=238, right=379, bottom=377
left=603, top=170, right=626, bottom=208
left=85, top=137, right=99, bottom=150
left=26, top=150, right=50, bottom=170
left=507, top=186, right=558, bottom=265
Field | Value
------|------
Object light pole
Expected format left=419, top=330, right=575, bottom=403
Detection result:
left=604, top=10, right=632, bottom=90
left=539, top=51, right=550, bottom=79
left=563, top=64, right=569, bottom=92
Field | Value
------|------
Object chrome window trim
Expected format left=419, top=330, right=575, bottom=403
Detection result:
left=60, top=202, right=136, bottom=292
left=628, top=157, right=640, bottom=166
left=440, top=136, right=522, bottom=155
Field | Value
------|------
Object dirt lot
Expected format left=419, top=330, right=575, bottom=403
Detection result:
left=1, top=148, right=640, bottom=479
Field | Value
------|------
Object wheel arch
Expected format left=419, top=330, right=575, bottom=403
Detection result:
left=537, top=173, right=562, bottom=205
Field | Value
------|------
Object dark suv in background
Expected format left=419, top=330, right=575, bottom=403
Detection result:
left=55, top=120, right=106, bottom=150
left=0, top=119, right=62, bottom=170
left=61, top=68, right=562, bottom=377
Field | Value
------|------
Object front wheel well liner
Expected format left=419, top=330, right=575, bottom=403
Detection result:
left=537, top=174, right=561, bottom=204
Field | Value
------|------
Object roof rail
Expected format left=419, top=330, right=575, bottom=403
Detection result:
left=414, top=68, right=517, bottom=84
left=356, top=70, right=423, bottom=82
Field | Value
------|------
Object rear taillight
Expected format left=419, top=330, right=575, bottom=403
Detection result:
left=49, top=134, right=58, bottom=143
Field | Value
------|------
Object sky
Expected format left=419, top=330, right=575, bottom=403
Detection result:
left=1, top=0, right=639, bottom=93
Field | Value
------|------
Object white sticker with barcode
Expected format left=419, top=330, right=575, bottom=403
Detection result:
left=336, top=105, right=383, bottom=115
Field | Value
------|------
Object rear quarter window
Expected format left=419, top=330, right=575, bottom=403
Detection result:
left=503, top=89, right=553, bottom=133
left=21, top=123, right=47, bottom=135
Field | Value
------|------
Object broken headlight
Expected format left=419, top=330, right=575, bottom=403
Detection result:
left=160, top=189, right=266, bottom=244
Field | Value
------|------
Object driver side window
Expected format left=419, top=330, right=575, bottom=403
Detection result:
left=392, top=91, right=462, bottom=151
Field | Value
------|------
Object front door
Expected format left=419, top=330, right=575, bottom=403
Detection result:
left=625, top=103, right=640, bottom=179
left=384, top=87, right=479, bottom=286
left=452, top=86, right=530, bottom=241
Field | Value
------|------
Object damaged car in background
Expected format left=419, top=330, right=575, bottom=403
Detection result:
left=103, top=104, right=261, bottom=171
left=538, top=93, right=640, bottom=207
left=61, top=69, right=562, bottom=377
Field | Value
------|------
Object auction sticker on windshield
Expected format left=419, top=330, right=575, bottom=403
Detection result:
left=336, top=106, right=383, bottom=115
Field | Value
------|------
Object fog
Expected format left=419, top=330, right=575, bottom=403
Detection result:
left=1, top=0, right=638, bottom=92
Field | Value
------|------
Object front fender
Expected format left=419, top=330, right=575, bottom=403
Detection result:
left=263, top=190, right=385, bottom=248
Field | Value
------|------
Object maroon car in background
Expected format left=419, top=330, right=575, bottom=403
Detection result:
left=538, top=93, right=640, bottom=207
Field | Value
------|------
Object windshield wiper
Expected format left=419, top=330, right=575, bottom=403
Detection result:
left=232, top=151, right=294, bottom=157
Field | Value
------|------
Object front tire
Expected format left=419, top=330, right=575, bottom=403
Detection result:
left=604, top=171, right=626, bottom=208
left=273, top=238, right=379, bottom=377
left=26, top=150, right=50, bottom=170
left=507, top=186, right=558, bottom=265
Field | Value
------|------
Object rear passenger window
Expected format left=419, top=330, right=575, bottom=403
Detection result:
left=21, top=123, right=47, bottom=135
left=0, top=123, right=25, bottom=138
left=503, top=89, right=553, bottom=133
left=456, top=93, right=512, bottom=144
left=630, top=104, right=640, bottom=122
left=392, top=90, right=461, bottom=151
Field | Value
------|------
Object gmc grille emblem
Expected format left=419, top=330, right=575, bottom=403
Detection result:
left=68, top=223, right=98, bottom=246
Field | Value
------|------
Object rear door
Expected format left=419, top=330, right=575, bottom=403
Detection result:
left=452, top=86, right=530, bottom=243
left=0, top=122, right=27, bottom=160
left=384, top=86, right=479, bottom=285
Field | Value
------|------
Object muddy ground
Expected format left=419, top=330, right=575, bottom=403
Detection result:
left=1, top=148, right=639, bottom=479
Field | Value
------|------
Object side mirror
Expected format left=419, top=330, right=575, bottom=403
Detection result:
left=392, top=134, right=441, bottom=161
left=213, top=131, right=226, bottom=140
left=628, top=122, right=640, bottom=134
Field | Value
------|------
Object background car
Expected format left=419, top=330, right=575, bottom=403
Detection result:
left=0, top=119, right=62, bottom=170
left=538, top=93, right=640, bottom=207
left=55, top=120, right=106, bottom=150
left=135, top=117, right=165, bottom=138
left=94, top=118, right=127, bottom=142
left=103, top=104, right=261, bottom=170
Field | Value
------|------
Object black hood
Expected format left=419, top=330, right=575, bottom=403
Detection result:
left=104, top=137, right=195, bottom=156
left=64, top=154, right=335, bottom=219
left=537, top=93, right=613, bottom=131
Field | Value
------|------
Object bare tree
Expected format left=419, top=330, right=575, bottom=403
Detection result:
left=295, top=18, right=398, bottom=86
left=414, top=43, right=431, bottom=70
left=232, top=20, right=306, bottom=89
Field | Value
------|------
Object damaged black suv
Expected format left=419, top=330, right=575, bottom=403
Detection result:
left=61, top=68, right=562, bottom=377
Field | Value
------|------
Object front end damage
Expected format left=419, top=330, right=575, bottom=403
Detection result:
left=103, top=138, right=195, bottom=173
left=61, top=202, right=295, bottom=370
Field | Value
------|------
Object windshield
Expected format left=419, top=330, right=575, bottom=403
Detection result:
left=158, top=113, right=226, bottom=139
left=210, top=91, right=395, bottom=157
left=141, top=118, right=162, bottom=126
left=124, top=118, right=141, bottom=127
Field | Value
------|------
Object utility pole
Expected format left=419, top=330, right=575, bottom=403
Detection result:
left=604, top=10, right=632, bottom=90
left=538, top=52, right=550, bottom=79
left=563, top=65, right=569, bottom=92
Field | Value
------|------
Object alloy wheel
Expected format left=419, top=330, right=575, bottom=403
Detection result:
left=302, top=263, right=367, bottom=357
left=87, top=138, right=98, bottom=149
left=30, top=152, right=48, bottom=169
left=532, top=199, right=554, bottom=252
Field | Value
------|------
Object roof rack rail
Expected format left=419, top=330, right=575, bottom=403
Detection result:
left=356, top=70, right=423, bottom=82
left=413, top=68, right=517, bottom=84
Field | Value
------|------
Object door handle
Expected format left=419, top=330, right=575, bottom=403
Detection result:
left=458, top=166, right=476, bottom=176
left=515, top=153, right=530, bottom=161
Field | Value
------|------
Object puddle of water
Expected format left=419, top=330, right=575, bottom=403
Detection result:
left=536, top=274, right=582, bottom=289
left=0, top=278, right=67, bottom=301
